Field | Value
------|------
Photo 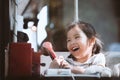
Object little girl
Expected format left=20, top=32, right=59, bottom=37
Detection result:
left=49, top=20, right=111, bottom=76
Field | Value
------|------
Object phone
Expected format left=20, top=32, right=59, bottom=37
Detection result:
left=42, top=42, right=57, bottom=60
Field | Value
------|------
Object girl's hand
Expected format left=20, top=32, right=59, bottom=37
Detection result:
left=60, top=61, right=85, bottom=74
left=49, top=56, right=65, bottom=68
left=59, top=59, right=72, bottom=69
left=49, top=56, right=85, bottom=74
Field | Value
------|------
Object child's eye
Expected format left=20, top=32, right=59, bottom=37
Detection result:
left=75, top=36, right=80, bottom=39
left=67, top=39, right=71, bottom=42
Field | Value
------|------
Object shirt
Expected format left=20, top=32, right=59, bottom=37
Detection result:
left=66, top=53, right=106, bottom=74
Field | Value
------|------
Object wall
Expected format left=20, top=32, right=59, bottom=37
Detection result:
left=9, top=0, right=119, bottom=51
left=63, top=0, right=118, bottom=51
left=0, top=0, right=10, bottom=79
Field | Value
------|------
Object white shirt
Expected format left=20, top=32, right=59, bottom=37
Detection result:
left=66, top=53, right=106, bottom=73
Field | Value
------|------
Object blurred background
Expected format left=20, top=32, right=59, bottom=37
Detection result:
left=7, top=0, right=120, bottom=52
left=3, top=0, right=120, bottom=52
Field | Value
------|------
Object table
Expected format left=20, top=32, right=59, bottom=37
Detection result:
left=42, top=73, right=101, bottom=80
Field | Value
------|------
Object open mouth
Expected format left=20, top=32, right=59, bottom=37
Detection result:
left=72, top=47, right=79, bottom=52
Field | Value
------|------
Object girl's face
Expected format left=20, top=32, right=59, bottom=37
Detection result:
left=67, top=25, right=94, bottom=60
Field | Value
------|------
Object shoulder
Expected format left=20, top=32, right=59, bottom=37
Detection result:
left=93, top=52, right=105, bottom=59
left=87, top=53, right=105, bottom=62
left=91, top=52, right=106, bottom=65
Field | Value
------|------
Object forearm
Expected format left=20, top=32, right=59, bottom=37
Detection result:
left=71, top=65, right=105, bottom=74
left=71, top=66, right=85, bottom=74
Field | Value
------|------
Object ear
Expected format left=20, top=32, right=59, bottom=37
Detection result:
left=88, top=37, right=96, bottom=47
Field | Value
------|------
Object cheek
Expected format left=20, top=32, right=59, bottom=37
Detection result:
left=79, top=38, right=89, bottom=46
left=67, top=43, right=70, bottom=51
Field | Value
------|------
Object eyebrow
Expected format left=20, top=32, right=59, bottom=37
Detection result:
left=67, top=33, right=80, bottom=39
left=73, top=33, right=81, bottom=37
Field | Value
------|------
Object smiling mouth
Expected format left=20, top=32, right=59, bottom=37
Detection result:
left=72, top=47, right=79, bottom=52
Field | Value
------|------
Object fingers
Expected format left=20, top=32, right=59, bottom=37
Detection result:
left=59, top=60, right=71, bottom=69
left=50, top=56, right=71, bottom=69
left=53, top=56, right=64, bottom=65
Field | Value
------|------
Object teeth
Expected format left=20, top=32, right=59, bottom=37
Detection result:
left=73, top=47, right=76, bottom=50
left=72, top=47, right=79, bottom=51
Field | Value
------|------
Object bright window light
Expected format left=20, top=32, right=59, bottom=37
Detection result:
left=28, top=21, right=34, bottom=27
left=37, top=6, right=48, bottom=46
